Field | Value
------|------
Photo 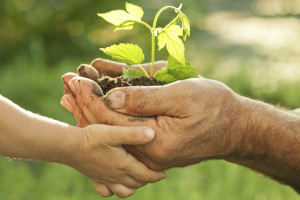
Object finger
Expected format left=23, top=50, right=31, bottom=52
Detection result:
left=62, top=73, right=77, bottom=95
left=103, top=80, right=192, bottom=117
left=108, top=184, right=137, bottom=198
left=137, top=61, right=167, bottom=75
left=126, top=156, right=167, bottom=183
left=60, top=94, right=90, bottom=127
left=92, top=181, right=114, bottom=197
left=77, top=64, right=99, bottom=82
left=118, top=176, right=146, bottom=189
left=91, top=58, right=167, bottom=77
left=101, top=125, right=156, bottom=146
left=67, top=76, right=156, bottom=127
left=91, top=58, right=127, bottom=77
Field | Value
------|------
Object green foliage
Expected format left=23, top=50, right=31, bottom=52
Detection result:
left=158, top=25, right=185, bottom=64
left=123, top=68, right=145, bottom=79
left=97, top=2, right=144, bottom=31
left=155, top=56, right=198, bottom=84
left=98, top=1, right=194, bottom=82
left=100, top=43, right=144, bottom=65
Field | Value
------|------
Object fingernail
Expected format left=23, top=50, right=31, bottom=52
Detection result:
left=61, top=97, right=73, bottom=112
left=106, top=90, right=125, bottom=109
left=145, top=128, right=155, bottom=140
left=68, top=80, right=75, bottom=92
left=91, top=83, right=103, bottom=96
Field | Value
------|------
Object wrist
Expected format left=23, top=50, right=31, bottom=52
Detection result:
left=50, top=125, right=83, bottom=165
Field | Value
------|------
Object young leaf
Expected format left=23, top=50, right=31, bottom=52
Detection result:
left=98, top=2, right=143, bottom=31
left=158, top=25, right=185, bottom=64
left=154, top=55, right=198, bottom=84
left=98, top=10, right=133, bottom=26
left=126, top=2, right=144, bottom=20
left=153, top=68, right=177, bottom=84
left=100, top=43, right=144, bottom=65
left=180, top=13, right=190, bottom=40
left=123, top=68, right=145, bottom=79
left=165, top=15, right=180, bottom=29
left=165, top=10, right=190, bottom=40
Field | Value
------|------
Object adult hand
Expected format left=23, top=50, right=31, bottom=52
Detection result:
left=62, top=59, right=300, bottom=192
left=61, top=73, right=241, bottom=170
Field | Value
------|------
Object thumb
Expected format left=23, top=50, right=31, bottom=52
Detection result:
left=102, top=125, right=156, bottom=146
left=103, top=81, right=186, bottom=116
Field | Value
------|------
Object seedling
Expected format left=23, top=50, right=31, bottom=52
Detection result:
left=98, top=2, right=198, bottom=84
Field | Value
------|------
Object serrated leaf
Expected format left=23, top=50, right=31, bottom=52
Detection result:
left=158, top=26, right=185, bottom=64
left=98, top=10, right=133, bottom=26
left=114, top=22, right=135, bottom=31
left=100, top=43, right=144, bottom=65
left=165, top=15, right=180, bottom=29
left=123, top=68, right=145, bottom=79
left=154, top=55, right=198, bottom=84
left=126, top=2, right=144, bottom=20
left=98, top=2, right=143, bottom=31
left=153, top=68, right=177, bottom=84
left=181, top=13, right=190, bottom=40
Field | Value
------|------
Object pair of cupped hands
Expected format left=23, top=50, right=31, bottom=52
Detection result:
left=61, top=58, right=241, bottom=198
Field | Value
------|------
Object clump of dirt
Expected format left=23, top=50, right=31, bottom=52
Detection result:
left=77, top=64, right=163, bottom=95
left=97, top=76, right=162, bottom=95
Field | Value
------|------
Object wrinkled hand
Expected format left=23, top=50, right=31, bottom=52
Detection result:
left=61, top=59, right=243, bottom=171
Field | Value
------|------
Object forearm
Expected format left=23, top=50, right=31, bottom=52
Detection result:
left=0, top=95, right=80, bottom=164
left=227, top=96, right=300, bottom=191
left=290, top=108, right=300, bottom=116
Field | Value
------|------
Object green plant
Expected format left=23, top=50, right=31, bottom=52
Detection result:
left=98, top=2, right=198, bottom=84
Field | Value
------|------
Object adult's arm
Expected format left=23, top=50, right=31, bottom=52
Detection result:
left=61, top=71, right=300, bottom=193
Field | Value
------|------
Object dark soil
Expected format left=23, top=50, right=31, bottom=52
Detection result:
left=97, top=75, right=163, bottom=95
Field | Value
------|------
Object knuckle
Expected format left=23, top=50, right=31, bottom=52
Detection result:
left=130, top=88, right=147, bottom=112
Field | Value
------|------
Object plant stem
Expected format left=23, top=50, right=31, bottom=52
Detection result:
left=137, top=63, right=149, bottom=77
left=151, top=6, right=183, bottom=77
left=138, top=21, right=153, bottom=32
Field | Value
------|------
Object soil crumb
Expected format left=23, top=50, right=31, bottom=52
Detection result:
left=97, top=76, right=162, bottom=94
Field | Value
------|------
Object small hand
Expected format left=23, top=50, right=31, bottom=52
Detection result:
left=66, top=124, right=166, bottom=198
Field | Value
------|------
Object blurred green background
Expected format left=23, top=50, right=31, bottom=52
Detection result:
left=1, top=0, right=300, bottom=199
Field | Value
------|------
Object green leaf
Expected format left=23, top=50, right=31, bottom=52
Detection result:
left=181, top=13, right=190, bottom=40
left=97, top=10, right=133, bottom=27
left=154, top=55, right=198, bottom=84
left=153, top=68, right=177, bottom=84
left=158, top=25, right=185, bottom=64
left=123, top=68, right=145, bottom=79
left=126, top=2, right=144, bottom=20
left=100, top=43, right=144, bottom=65
left=165, top=15, right=180, bottom=29
left=165, top=9, right=190, bottom=41
left=98, top=2, right=143, bottom=31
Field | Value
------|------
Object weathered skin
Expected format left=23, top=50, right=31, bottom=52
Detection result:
left=61, top=59, right=300, bottom=193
